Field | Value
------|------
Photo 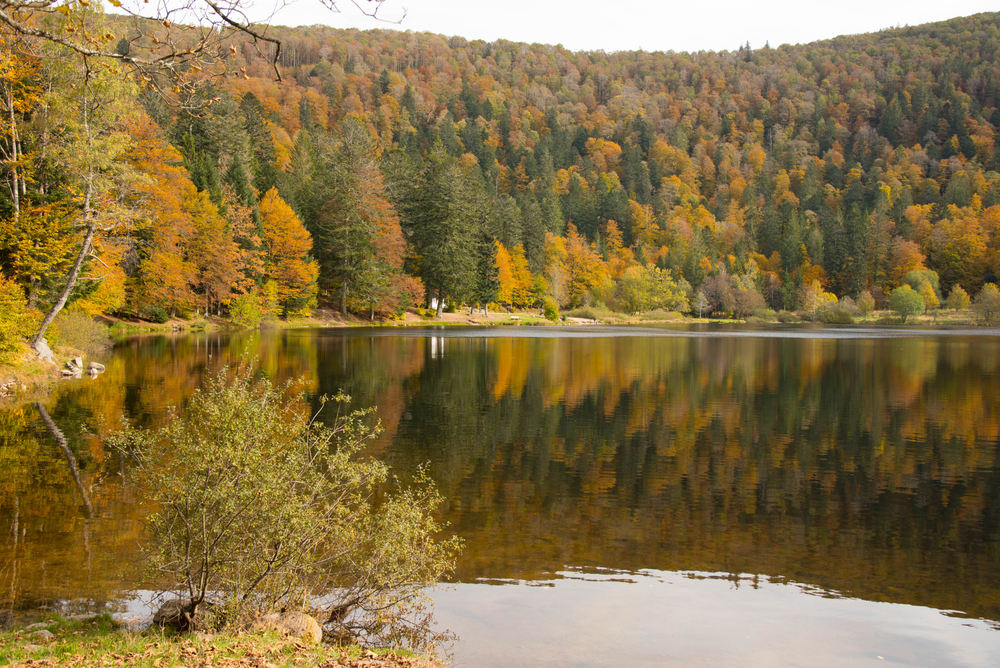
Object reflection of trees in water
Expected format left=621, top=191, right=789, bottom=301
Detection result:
left=2, top=331, right=998, bottom=621
left=385, top=336, right=1000, bottom=621
left=0, top=401, right=145, bottom=612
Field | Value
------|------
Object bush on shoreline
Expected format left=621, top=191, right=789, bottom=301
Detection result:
left=107, top=364, right=461, bottom=651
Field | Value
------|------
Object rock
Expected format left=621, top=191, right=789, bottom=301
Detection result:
left=87, top=362, right=105, bottom=373
left=257, top=611, right=322, bottom=645
left=24, top=621, right=55, bottom=631
left=34, top=338, right=54, bottom=363
left=21, top=644, right=43, bottom=652
left=152, top=599, right=211, bottom=631
left=29, top=629, right=55, bottom=640
left=193, top=631, right=214, bottom=642
left=68, top=357, right=83, bottom=370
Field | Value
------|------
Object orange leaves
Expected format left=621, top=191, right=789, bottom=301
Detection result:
left=886, top=237, right=927, bottom=288
left=259, top=188, right=318, bottom=314
left=495, top=241, right=534, bottom=308
left=584, top=137, right=622, bottom=175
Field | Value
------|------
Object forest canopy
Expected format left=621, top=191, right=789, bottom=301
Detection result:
left=4, top=8, right=1000, bottom=331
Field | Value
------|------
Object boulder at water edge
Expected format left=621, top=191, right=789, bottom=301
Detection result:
left=152, top=599, right=210, bottom=631
left=257, top=611, right=323, bottom=644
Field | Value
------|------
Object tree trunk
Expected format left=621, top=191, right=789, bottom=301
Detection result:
left=7, top=88, right=19, bottom=222
left=435, top=288, right=444, bottom=318
left=35, top=402, right=93, bottom=519
left=340, top=282, right=349, bottom=316
left=30, top=218, right=96, bottom=350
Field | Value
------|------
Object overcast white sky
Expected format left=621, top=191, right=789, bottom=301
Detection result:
left=253, top=0, right=999, bottom=53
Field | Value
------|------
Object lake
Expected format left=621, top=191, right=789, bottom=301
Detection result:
left=3, top=324, right=1000, bottom=666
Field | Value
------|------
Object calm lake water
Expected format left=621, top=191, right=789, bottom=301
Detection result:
left=3, top=324, right=1000, bottom=666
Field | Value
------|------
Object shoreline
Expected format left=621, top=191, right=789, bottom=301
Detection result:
left=3, top=306, right=993, bottom=402
left=0, top=613, right=444, bottom=667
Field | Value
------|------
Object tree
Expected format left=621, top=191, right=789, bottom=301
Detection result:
left=692, top=291, right=708, bottom=318
left=259, top=188, right=318, bottom=316
left=0, top=0, right=403, bottom=94
left=889, top=285, right=925, bottom=323
left=396, top=150, right=485, bottom=317
left=946, top=285, right=970, bottom=312
left=974, top=283, right=1000, bottom=324
left=107, top=365, right=459, bottom=649
left=26, top=29, right=139, bottom=348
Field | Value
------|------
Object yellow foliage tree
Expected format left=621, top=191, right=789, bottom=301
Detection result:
left=259, top=188, right=318, bottom=316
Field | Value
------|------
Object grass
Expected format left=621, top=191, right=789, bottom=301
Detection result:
left=0, top=613, right=443, bottom=667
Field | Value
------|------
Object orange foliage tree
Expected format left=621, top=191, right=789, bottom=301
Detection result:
left=259, top=188, right=318, bottom=316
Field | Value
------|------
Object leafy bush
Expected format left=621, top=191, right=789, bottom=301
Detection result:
left=54, top=311, right=113, bottom=356
left=817, top=305, right=854, bottom=324
left=776, top=310, right=799, bottom=323
left=638, top=309, right=683, bottom=321
left=229, top=291, right=265, bottom=328
left=856, top=290, right=875, bottom=316
left=108, top=366, right=460, bottom=650
left=563, top=305, right=612, bottom=320
left=147, top=306, right=170, bottom=324
left=543, top=297, right=559, bottom=321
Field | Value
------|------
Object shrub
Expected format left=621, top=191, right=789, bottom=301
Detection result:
left=776, top=310, right=799, bottom=323
left=856, top=290, right=875, bottom=316
left=543, top=297, right=559, bottom=321
left=229, top=291, right=265, bottom=328
left=107, top=366, right=460, bottom=650
left=838, top=296, right=859, bottom=316
left=53, top=311, right=113, bottom=356
left=817, top=305, right=854, bottom=324
left=147, top=306, right=170, bottom=324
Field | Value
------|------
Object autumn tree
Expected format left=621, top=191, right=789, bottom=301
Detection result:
left=946, top=285, right=970, bottom=312
left=974, top=283, right=1000, bottom=324
left=23, top=28, right=140, bottom=348
left=259, top=188, right=318, bottom=316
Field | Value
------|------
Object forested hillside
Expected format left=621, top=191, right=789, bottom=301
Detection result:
left=4, top=9, right=1000, bottom=336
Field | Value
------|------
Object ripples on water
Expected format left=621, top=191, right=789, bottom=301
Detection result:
left=2, top=325, right=999, bottom=666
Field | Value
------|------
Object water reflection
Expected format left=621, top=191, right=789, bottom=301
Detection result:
left=1, top=327, right=998, bottom=638
left=433, top=570, right=1000, bottom=668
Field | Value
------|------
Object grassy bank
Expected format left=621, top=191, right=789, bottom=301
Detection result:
left=0, top=614, right=443, bottom=667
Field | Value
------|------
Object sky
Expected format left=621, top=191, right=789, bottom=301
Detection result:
left=250, top=0, right=1000, bottom=53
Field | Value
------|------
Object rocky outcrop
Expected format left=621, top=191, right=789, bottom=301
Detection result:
left=256, top=611, right=323, bottom=644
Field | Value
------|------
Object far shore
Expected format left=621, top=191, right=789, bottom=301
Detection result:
left=2, top=305, right=993, bottom=402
